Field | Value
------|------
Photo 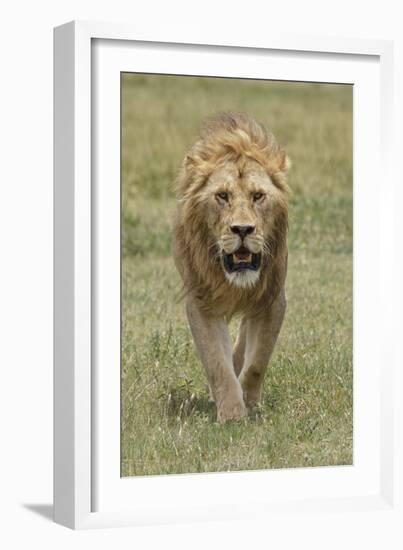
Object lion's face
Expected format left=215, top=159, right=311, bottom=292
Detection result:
left=204, top=158, right=284, bottom=288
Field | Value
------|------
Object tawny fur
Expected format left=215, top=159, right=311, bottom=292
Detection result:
left=172, top=112, right=290, bottom=421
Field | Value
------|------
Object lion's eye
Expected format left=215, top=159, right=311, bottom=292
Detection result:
left=217, top=192, right=229, bottom=202
left=253, top=192, right=264, bottom=202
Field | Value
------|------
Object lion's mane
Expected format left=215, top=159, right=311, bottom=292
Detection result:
left=173, top=112, right=290, bottom=318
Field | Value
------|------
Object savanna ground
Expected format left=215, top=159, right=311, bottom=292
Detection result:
left=121, top=74, right=353, bottom=477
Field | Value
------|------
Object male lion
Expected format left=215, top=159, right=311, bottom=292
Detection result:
left=173, top=112, right=290, bottom=422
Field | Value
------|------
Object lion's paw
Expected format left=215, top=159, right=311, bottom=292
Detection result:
left=243, top=391, right=262, bottom=409
left=241, top=387, right=261, bottom=408
left=239, top=374, right=262, bottom=409
left=217, top=397, right=247, bottom=423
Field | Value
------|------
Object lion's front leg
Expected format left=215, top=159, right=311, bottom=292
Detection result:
left=239, top=291, right=286, bottom=408
left=186, top=297, right=247, bottom=422
left=233, top=316, right=247, bottom=377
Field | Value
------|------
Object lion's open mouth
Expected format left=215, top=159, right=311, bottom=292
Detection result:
left=222, top=247, right=262, bottom=273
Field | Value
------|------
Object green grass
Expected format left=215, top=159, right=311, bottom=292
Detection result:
left=121, top=75, right=353, bottom=476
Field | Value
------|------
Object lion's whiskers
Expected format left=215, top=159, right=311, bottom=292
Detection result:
left=262, top=241, right=274, bottom=259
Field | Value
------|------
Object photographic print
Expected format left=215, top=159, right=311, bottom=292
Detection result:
left=121, top=74, right=352, bottom=477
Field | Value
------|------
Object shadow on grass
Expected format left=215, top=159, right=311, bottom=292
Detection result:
left=161, top=383, right=284, bottom=425
left=162, top=387, right=216, bottom=422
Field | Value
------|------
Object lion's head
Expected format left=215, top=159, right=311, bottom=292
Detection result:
left=174, top=112, right=290, bottom=314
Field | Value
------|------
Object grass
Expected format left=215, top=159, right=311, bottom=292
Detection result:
left=121, top=74, right=353, bottom=477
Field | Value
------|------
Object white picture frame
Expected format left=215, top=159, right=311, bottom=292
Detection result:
left=54, top=20, right=400, bottom=533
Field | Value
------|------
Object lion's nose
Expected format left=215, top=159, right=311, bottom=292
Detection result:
left=230, top=225, right=255, bottom=239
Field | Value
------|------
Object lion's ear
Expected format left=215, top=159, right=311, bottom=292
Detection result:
left=184, top=152, right=207, bottom=174
left=184, top=153, right=199, bottom=172
left=184, top=154, right=194, bottom=166
left=183, top=149, right=212, bottom=181
left=185, top=150, right=204, bottom=164
left=279, top=150, right=291, bottom=173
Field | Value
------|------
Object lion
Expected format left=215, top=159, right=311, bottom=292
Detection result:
left=173, top=112, right=290, bottom=422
